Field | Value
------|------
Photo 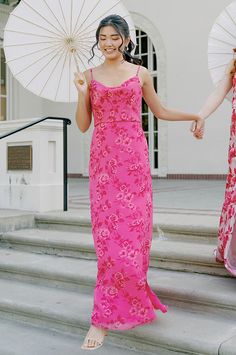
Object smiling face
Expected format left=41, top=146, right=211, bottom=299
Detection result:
left=98, top=25, right=129, bottom=60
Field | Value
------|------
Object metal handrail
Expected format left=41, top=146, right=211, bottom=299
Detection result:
left=0, top=116, right=72, bottom=211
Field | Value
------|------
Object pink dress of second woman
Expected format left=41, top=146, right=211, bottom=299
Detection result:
left=192, top=54, right=236, bottom=276
left=216, top=73, right=236, bottom=275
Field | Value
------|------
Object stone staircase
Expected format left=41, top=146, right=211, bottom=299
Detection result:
left=0, top=209, right=236, bottom=355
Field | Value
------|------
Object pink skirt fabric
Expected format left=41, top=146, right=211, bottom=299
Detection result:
left=89, top=121, right=167, bottom=330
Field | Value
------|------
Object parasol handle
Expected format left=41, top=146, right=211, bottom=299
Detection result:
left=71, top=47, right=84, bottom=85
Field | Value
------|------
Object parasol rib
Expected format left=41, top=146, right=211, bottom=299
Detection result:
left=75, top=42, right=102, bottom=63
left=22, top=0, right=66, bottom=37
left=74, top=38, right=94, bottom=50
left=76, top=47, right=103, bottom=65
left=71, top=0, right=86, bottom=37
left=4, top=40, right=62, bottom=47
left=225, top=8, right=236, bottom=30
left=14, top=44, right=63, bottom=76
left=76, top=34, right=97, bottom=40
left=209, top=63, right=230, bottom=70
left=55, top=51, right=68, bottom=100
left=10, top=13, right=63, bottom=39
left=70, top=0, right=73, bottom=35
left=215, top=22, right=236, bottom=41
left=73, top=0, right=103, bottom=36
left=208, top=52, right=232, bottom=55
left=40, top=48, right=67, bottom=96
left=25, top=46, right=64, bottom=88
left=76, top=44, right=93, bottom=53
left=74, top=49, right=88, bottom=72
left=75, top=27, right=99, bottom=39
left=42, top=0, right=68, bottom=36
left=58, top=0, right=69, bottom=36
left=6, top=43, right=63, bottom=64
left=74, top=0, right=122, bottom=38
left=75, top=38, right=95, bottom=46
left=209, top=35, right=235, bottom=48
left=4, top=29, right=62, bottom=40
left=72, top=37, right=99, bottom=61
left=75, top=46, right=97, bottom=68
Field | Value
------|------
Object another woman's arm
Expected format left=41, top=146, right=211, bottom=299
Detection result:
left=190, top=59, right=234, bottom=138
left=197, top=75, right=232, bottom=120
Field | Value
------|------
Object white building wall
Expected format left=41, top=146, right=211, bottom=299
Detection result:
left=125, top=0, right=233, bottom=175
left=0, top=0, right=234, bottom=175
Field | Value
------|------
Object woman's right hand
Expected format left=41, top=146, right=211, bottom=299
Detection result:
left=190, top=116, right=205, bottom=139
left=74, top=72, right=88, bottom=94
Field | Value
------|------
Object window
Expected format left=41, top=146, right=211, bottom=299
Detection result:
left=0, top=47, right=7, bottom=121
left=135, top=29, right=158, bottom=172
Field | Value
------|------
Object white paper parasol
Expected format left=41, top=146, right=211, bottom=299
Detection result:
left=208, top=1, right=236, bottom=100
left=3, top=0, right=136, bottom=102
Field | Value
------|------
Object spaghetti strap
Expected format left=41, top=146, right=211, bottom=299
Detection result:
left=90, top=68, right=93, bottom=80
left=136, top=65, right=141, bottom=76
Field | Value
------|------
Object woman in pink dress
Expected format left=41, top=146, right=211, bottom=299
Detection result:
left=74, top=14, right=203, bottom=350
left=191, top=53, right=236, bottom=277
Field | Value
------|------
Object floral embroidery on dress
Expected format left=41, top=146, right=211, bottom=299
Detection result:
left=89, top=71, right=167, bottom=330
left=217, top=75, right=236, bottom=276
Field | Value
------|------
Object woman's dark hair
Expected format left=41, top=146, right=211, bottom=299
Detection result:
left=89, top=14, right=142, bottom=65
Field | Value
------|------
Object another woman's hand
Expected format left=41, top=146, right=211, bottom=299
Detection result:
left=74, top=72, right=88, bottom=94
left=190, top=116, right=205, bottom=139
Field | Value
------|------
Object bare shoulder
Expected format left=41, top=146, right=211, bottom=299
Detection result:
left=138, top=66, right=152, bottom=85
left=139, top=65, right=149, bottom=75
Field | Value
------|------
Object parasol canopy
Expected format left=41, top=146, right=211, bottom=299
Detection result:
left=3, top=0, right=136, bottom=102
left=208, top=0, right=236, bottom=100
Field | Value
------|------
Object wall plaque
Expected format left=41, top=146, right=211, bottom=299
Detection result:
left=7, top=145, right=32, bottom=170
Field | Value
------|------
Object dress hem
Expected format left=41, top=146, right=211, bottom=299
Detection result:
left=91, top=313, right=158, bottom=331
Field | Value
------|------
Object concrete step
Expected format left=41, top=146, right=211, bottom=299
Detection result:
left=220, top=335, right=236, bottom=355
left=0, top=277, right=235, bottom=355
left=0, top=209, right=34, bottom=233
left=151, top=239, right=226, bottom=276
left=1, top=228, right=227, bottom=276
left=0, top=317, right=159, bottom=355
left=0, top=248, right=235, bottom=316
left=154, top=210, right=218, bottom=243
left=0, top=228, right=96, bottom=260
left=35, top=210, right=219, bottom=243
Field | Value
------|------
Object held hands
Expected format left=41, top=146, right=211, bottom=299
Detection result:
left=73, top=72, right=88, bottom=94
left=190, top=116, right=205, bottom=139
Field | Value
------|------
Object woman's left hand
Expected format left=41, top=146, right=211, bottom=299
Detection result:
left=190, top=116, right=205, bottom=139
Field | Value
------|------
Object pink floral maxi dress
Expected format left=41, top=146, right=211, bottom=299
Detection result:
left=88, top=67, right=167, bottom=330
left=217, top=75, right=236, bottom=276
